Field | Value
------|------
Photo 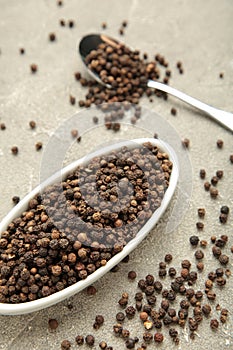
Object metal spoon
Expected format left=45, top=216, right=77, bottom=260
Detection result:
left=79, top=34, right=233, bottom=132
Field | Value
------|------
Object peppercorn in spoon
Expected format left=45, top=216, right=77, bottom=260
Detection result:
left=79, top=34, right=233, bottom=132
left=0, top=138, right=178, bottom=315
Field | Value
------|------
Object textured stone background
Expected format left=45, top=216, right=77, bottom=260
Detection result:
left=0, top=0, right=232, bottom=349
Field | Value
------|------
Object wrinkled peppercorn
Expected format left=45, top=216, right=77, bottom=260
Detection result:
left=61, top=340, right=71, bottom=350
left=194, top=250, right=204, bottom=260
left=86, top=335, right=95, bottom=346
left=219, top=254, right=229, bottom=265
left=199, top=169, right=206, bottom=179
left=75, top=335, right=84, bottom=345
left=11, top=146, right=18, bottom=155
left=128, top=271, right=137, bottom=280
left=189, top=236, right=199, bottom=246
left=49, top=33, right=56, bottom=41
left=30, top=63, right=38, bottom=73
left=48, top=318, right=59, bottom=330
left=168, top=267, right=177, bottom=277
left=210, top=319, right=219, bottom=330
left=216, top=139, right=223, bottom=148
left=154, top=332, right=164, bottom=343
left=125, top=338, right=135, bottom=349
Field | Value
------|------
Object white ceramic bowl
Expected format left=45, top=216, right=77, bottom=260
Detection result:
left=0, top=138, right=179, bottom=315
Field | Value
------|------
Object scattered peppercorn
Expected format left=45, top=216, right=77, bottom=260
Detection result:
left=86, top=286, right=97, bottom=295
left=204, top=181, right=211, bottom=191
left=197, top=208, right=205, bottom=218
left=171, top=108, right=177, bottom=116
left=29, top=120, right=36, bottom=129
left=200, top=240, right=207, bottom=248
left=195, top=250, right=204, bottom=260
left=12, top=196, right=20, bottom=204
left=182, top=138, right=190, bottom=148
left=189, top=236, right=199, bottom=246
left=68, top=20, right=74, bottom=28
left=219, top=213, right=228, bottom=223
left=199, top=169, right=206, bottom=179
left=11, top=146, right=18, bottom=155
left=211, top=176, right=218, bottom=186
left=218, top=254, right=229, bottom=265
left=49, top=33, right=56, bottom=42
left=35, top=142, right=43, bottom=151
left=69, top=95, right=76, bottom=105
left=125, top=338, right=135, bottom=349
left=196, top=222, right=204, bottom=230
left=86, top=335, right=95, bottom=346
left=164, top=254, right=173, bottom=263
left=196, top=262, right=204, bottom=271
left=210, top=319, right=219, bottom=330
left=30, top=63, right=38, bottom=73
left=210, top=187, right=218, bottom=198
left=154, top=333, right=164, bottom=343
left=71, top=129, right=78, bottom=138
left=60, top=19, right=65, bottom=26
left=128, top=271, right=137, bottom=280
left=125, top=306, right=136, bottom=319
left=48, top=318, right=59, bottom=330
left=220, top=206, right=229, bottom=215
left=61, top=340, right=71, bottom=350
left=216, top=139, right=223, bottom=148
left=168, top=267, right=177, bottom=277
left=75, top=335, right=84, bottom=345
left=95, top=314, right=104, bottom=326
left=93, top=116, right=99, bottom=124
left=216, top=170, right=223, bottom=179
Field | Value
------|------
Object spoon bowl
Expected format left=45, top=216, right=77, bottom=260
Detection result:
left=79, top=34, right=233, bottom=132
left=0, top=138, right=178, bottom=315
left=79, top=34, right=121, bottom=88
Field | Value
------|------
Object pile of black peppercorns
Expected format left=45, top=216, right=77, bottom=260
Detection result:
left=0, top=142, right=172, bottom=303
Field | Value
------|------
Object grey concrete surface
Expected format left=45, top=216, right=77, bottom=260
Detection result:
left=0, top=0, right=233, bottom=349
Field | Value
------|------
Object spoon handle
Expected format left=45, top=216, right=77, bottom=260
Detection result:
left=147, top=80, right=233, bottom=132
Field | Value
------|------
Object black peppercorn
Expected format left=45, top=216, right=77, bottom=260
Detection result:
left=216, top=139, right=223, bottom=148
left=125, top=338, right=135, bottom=349
left=168, top=267, right=177, bottom=278
left=210, top=319, right=219, bottom=330
left=75, top=335, right=84, bottom=345
left=154, top=333, right=164, bottom=343
left=61, top=340, right=71, bottom=350
left=154, top=281, right=163, bottom=292
left=128, top=271, right=137, bottom=280
left=219, top=254, right=229, bottom=265
left=194, top=250, right=204, bottom=260
left=199, top=169, right=206, bottom=179
left=85, top=334, right=95, bottom=346
left=189, top=236, right=199, bottom=246
left=116, top=312, right=125, bottom=322
left=49, top=33, right=56, bottom=42
left=11, top=146, right=19, bottom=155
left=164, top=254, right=173, bottom=263
left=125, top=306, right=136, bottom=319
left=12, top=196, right=20, bottom=204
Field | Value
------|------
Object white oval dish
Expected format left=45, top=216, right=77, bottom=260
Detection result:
left=0, top=138, right=179, bottom=315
